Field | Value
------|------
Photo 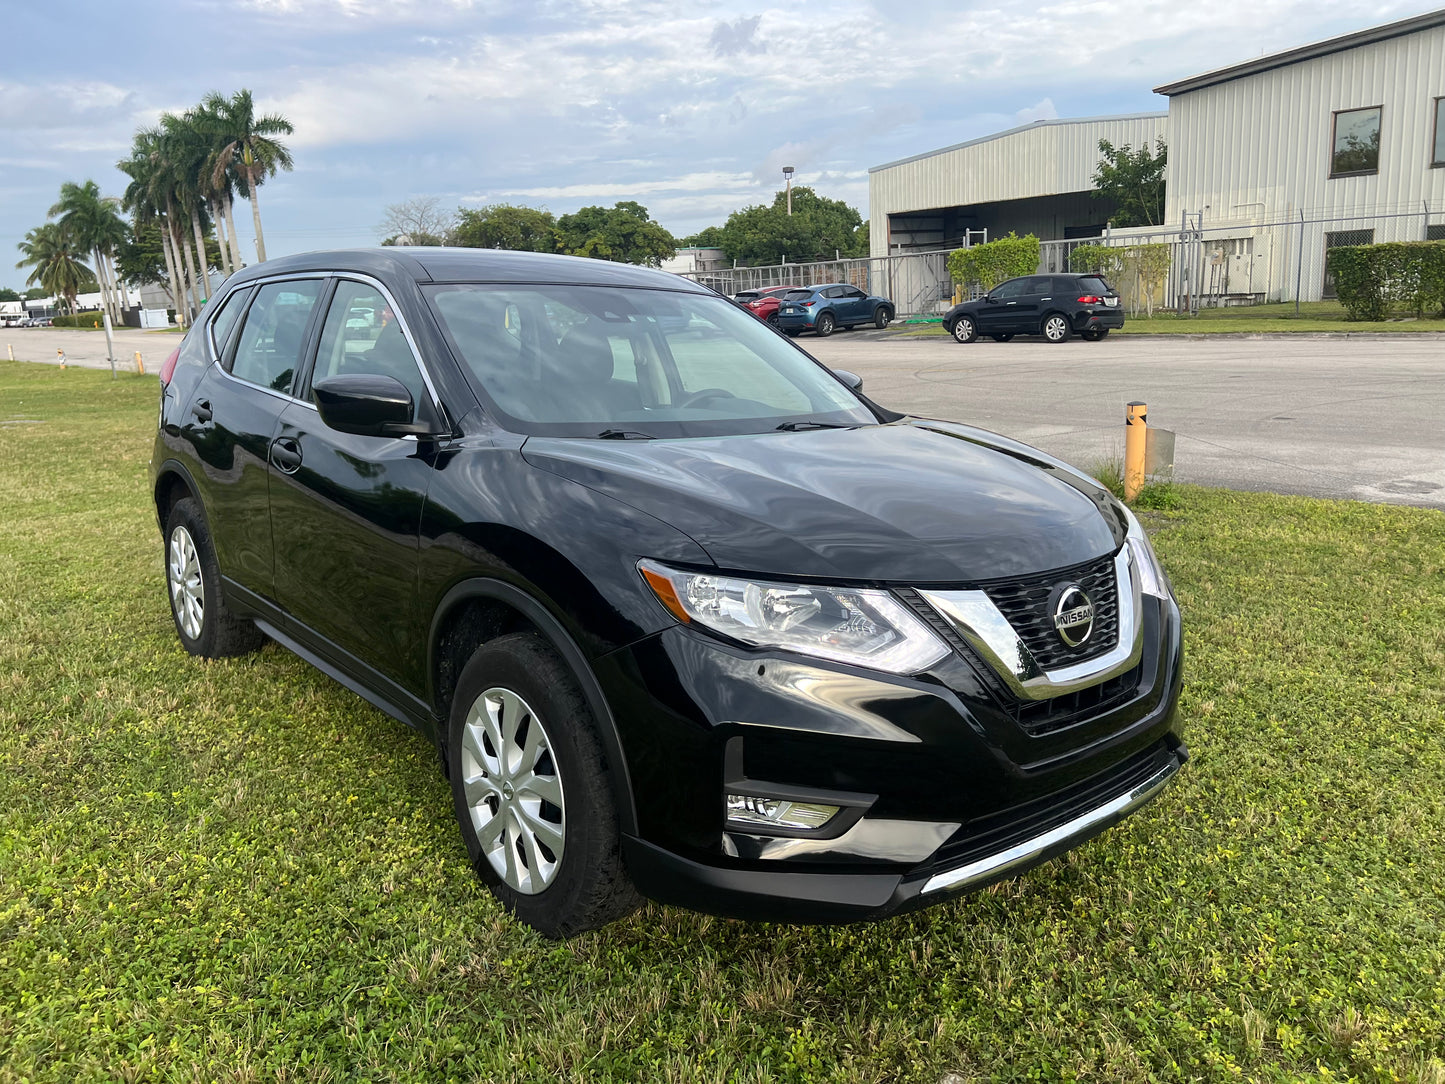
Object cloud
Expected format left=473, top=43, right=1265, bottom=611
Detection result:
left=1015, top=97, right=1059, bottom=125
left=710, top=15, right=764, bottom=57
left=0, top=80, right=140, bottom=130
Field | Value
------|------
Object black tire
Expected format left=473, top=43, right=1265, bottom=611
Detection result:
left=874, top=306, right=892, bottom=329
left=1081, top=327, right=1110, bottom=341
left=164, top=498, right=264, bottom=658
left=1041, top=312, right=1071, bottom=343
left=448, top=632, right=640, bottom=939
left=815, top=312, right=836, bottom=337
left=950, top=315, right=978, bottom=344
left=766, top=313, right=780, bottom=327
left=989, top=334, right=1015, bottom=343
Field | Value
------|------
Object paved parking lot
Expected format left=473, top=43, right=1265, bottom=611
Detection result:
left=804, top=331, right=1445, bottom=509
left=9, top=325, right=1443, bottom=509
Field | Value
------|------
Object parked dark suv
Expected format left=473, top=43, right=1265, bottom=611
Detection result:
left=944, top=273, right=1124, bottom=344
left=151, top=249, right=1183, bottom=937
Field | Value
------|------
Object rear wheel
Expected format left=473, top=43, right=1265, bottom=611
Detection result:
left=1041, top=313, right=1071, bottom=343
left=448, top=632, right=640, bottom=938
left=950, top=316, right=978, bottom=344
left=989, top=333, right=1015, bottom=343
left=815, top=312, right=836, bottom=337
left=874, top=306, right=892, bottom=329
left=164, top=498, right=264, bottom=658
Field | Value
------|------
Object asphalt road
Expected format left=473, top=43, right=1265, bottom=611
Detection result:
left=802, top=330, right=1445, bottom=510
left=8, top=325, right=1444, bottom=509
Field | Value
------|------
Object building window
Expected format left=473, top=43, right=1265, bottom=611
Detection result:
left=1433, top=98, right=1445, bottom=168
left=1331, top=106, right=1381, bottom=177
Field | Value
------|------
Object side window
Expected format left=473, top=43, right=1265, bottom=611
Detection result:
left=990, top=278, right=1029, bottom=299
left=229, top=281, right=323, bottom=394
left=312, top=281, right=426, bottom=407
left=207, top=287, right=250, bottom=359
left=843, top=286, right=867, bottom=299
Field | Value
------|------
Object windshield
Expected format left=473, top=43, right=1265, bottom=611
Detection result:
left=425, top=283, right=877, bottom=438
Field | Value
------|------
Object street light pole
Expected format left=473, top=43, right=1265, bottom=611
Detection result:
left=783, top=166, right=795, bottom=216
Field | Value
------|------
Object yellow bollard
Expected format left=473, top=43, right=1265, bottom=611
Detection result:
left=1124, top=401, right=1147, bottom=502
left=134, top=350, right=145, bottom=375
left=57, top=348, right=66, bottom=370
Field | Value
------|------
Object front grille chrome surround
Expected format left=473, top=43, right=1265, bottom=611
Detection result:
left=918, top=547, right=1143, bottom=702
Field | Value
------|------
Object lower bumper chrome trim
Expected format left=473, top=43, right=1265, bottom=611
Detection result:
left=921, top=757, right=1181, bottom=895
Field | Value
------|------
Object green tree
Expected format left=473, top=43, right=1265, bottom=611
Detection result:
left=708, top=187, right=866, bottom=265
left=947, top=232, right=1040, bottom=292
left=555, top=202, right=676, bottom=266
left=1091, top=139, right=1167, bottom=228
left=0, top=288, right=19, bottom=302
left=679, top=225, right=726, bottom=249
left=197, top=89, right=293, bottom=262
left=49, top=180, right=129, bottom=323
left=24, top=287, right=48, bottom=301
left=15, top=222, right=93, bottom=313
left=452, top=204, right=558, bottom=252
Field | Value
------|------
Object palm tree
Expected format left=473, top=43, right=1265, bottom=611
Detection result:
left=197, top=93, right=246, bottom=273
left=120, top=126, right=203, bottom=323
left=119, top=132, right=187, bottom=324
left=201, top=89, right=293, bottom=262
left=160, top=111, right=219, bottom=308
left=16, top=222, right=92, bottom=314
left=49, top=180, right=128, bottom=324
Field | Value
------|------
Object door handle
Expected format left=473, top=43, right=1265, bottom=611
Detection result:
left=270, top=437, right=302, bottom=474
left=191, top=398, right=212, bottom=422
left=1006, top=301, right=1018, bottom=306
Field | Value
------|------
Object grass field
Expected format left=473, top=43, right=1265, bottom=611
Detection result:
left=902, top=301, right=1445, bottom=337
left=2, top=360, right=1442, bottom=1083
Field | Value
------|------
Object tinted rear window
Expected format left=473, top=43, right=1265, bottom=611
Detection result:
left=783, top=290, right=812, bottom=301
left=1078, top=276, right=1112, bottom=294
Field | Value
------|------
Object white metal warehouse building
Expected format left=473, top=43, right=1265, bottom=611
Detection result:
left=869, top=8, right=1445, bottom=303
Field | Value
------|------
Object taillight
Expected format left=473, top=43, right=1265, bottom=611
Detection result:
left=1077, top=295, right=1102, bottom=305
left=804, top=300, right=816, bottom=307
left=160, top=347, right=181, bottom=385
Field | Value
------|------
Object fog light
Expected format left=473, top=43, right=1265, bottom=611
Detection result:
left=726, top=793, right=839, bottom=832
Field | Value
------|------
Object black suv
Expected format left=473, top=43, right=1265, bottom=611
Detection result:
left=151, top=249, right=1183, bottom=937
left=944, top=273, right=1124, bottom=344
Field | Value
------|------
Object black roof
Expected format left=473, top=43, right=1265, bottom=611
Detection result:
left=228, top=247, right=710, bottom=292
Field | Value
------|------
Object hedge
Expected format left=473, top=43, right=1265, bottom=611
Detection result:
left=50, top=312, right=107, bottom=329
left=1326, top=240, right=1445, bottom=321
left=948, top=232, right=1040, bottom=291
left=1071, top=243, right=1172, bottom=317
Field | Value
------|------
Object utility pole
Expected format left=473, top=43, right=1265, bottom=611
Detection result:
left=783, top=166, right=795, bottom=216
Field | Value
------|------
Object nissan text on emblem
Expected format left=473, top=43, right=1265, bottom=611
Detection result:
left=1052, top=584, right=1095, bottom=647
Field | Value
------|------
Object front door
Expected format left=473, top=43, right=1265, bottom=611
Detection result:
left=977, top=277, right=1030, bottom=333
left=267, top=278, right=442, bottom=695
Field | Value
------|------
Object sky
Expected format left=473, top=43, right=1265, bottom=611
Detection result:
left=0, top=0, right=1432, bottom=287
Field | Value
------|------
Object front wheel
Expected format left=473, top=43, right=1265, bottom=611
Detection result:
left=874, top=307, right=892, bottom=329
left=165, top=498, right=264, bottom=658
left=449, top=632, right=640, bottom=938
left=1041, top=313, right=1071, bottom=343
left=766, top=313, right=780, bottom=327
left=815, top=312, right=836, bottom=337
left=950, top=316, right=978, bottom=343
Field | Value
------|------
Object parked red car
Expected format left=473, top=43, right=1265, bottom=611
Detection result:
left=733, top=285, right=796, bottom=326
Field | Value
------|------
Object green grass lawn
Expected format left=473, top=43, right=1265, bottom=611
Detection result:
left=902, top=301, right=1445, bottom=337
left=2, top=360, right=1442, bottom=1083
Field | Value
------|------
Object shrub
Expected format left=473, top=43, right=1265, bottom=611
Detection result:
left=50, top=312, right=106, bottom=329
left=1327, top=240, right=1445, bottom=321
left=1070, top=244, right=1171, bottom=316
left=948, top=232, right=1040, bottom=291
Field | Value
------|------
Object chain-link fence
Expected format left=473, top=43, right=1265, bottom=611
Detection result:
left=682, top=248, right=958, bottom=318
left=1040, top=203, right=1444, bottom=313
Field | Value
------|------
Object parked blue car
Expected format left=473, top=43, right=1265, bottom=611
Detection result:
left=774, top=283, right=895, bottom=337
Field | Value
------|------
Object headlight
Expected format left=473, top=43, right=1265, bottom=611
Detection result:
left=1122, top=506, right=1173, bottom=600
left=638, top=561, right=949, bottom=674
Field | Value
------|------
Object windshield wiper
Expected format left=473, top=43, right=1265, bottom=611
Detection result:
left=775, top=421, right=851, bottom=432
left=596, top=428, right=658, bottom=440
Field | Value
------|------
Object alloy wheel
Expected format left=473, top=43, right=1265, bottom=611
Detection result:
left=459, top=687, right=566, bottom=895
left=1044, top=315, right=1070, bottom=342
left=952, top=317, right=975, bottom=343
left=168, top=526, right=204, bottom=640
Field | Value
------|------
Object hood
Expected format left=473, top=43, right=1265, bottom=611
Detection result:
left=521, top=420, right=1124, bottom=584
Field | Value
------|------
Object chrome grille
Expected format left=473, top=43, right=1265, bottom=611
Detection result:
left=979, top=553, right=1119, bottom=669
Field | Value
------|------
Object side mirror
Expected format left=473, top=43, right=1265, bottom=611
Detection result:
left=313, top=374, right=419, bottom=437
left=832, top=368, right=863, bottom=392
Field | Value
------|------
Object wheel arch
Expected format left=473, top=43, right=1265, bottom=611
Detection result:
left=428, top=577, right=638, bottom=836
left=153, top=459, right=202, bottom=531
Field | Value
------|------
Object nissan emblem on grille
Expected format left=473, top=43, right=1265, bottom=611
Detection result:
left=1052, top=584, right=1095, bottom=647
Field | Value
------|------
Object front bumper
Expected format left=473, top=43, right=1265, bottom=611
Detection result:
left=593, top=590, right=1185, bottom=923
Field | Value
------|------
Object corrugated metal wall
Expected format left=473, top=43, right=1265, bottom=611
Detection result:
left=868, top=115, right=1168, bottom=256
left=1166, top=24, right=1445, bottom=226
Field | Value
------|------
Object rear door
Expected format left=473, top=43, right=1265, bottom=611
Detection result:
left=181, top=277, right=326, bottom=602
left=1009, top=276, right=1052, bottom=332
left=267, top=276, right=448, bottom=696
